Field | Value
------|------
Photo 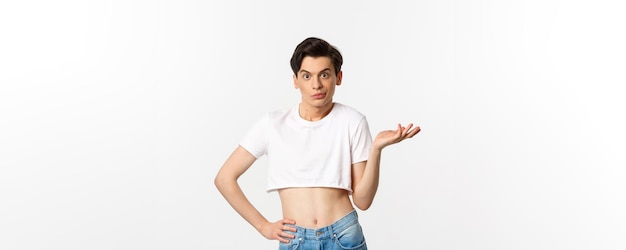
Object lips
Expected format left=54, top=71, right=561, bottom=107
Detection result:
left=312, top=93, right=326, bottom=99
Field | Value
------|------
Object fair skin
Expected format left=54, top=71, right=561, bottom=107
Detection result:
left=214, top=56, right=420, bottom=243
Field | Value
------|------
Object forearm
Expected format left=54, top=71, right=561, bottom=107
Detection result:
left=215, top=178, right=268, bottom=232
left=352, top=147, right=382, bottom=210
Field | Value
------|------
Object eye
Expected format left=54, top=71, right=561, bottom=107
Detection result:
left=303, top=74, right=310, bottom=80
left=321, top=72, right=329, bottom=78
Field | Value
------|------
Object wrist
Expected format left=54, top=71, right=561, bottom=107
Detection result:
left=254, top=219, right=269, bottom=233
left=370, top=145, right=383, bottom=154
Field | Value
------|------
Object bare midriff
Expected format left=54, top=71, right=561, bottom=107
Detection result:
left=278, top=187, right=355, bottom=229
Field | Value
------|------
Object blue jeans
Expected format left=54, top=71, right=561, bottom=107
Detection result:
left=278, top=210, right=367, bottom=250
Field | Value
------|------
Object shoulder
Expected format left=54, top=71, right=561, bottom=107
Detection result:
left=333, top=102, right=367, bottom=121
left=245, top=107, right=290, bottom=128
left=266, top=105, right=295, bottom=121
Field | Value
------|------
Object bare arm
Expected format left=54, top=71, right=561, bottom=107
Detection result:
left=214, top=146, right=296, bottom=243
left=351, top=123, right=421, bottom=210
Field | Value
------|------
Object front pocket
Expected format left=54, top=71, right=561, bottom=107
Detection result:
left=333, top=223, right=366, bottom=249
left=279, top=238, right=300, bottom=250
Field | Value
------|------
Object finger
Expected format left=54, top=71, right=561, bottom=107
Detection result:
left=280, top=219, right=297, bottom=232
left=403, top=123, right=414, bottom=135
left=281, top=224, right=296, bottom=232
left=406, top=126, right=421, bottom=138
left=277, top=231, right=295, bottom=243
left=282, top=231, right=296, bottom=239
left=278, top=236, right=290, bottom=243
left=282, top=218, right=296, bottom=225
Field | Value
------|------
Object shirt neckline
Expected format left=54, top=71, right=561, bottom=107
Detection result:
left=292, top=102, right=338, bottom=127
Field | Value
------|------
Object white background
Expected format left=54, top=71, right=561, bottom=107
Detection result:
left=1, top=1, right=625, bottom=249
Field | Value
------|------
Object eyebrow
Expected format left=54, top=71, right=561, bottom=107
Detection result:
left=299, top=68, right=332, bottom=75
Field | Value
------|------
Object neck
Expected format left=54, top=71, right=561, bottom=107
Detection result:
left=299, top=102, right=334, bottom=121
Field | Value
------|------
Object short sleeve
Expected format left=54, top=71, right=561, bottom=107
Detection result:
left=351, top=117, right=372, bottom=163
left=239, top=115, right=269, bottom=158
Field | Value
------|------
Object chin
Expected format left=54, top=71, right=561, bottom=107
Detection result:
left=310, top=100, right=332, bottom=107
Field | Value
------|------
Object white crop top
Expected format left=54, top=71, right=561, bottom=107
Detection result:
left=239, top=102, right=372, bottom=193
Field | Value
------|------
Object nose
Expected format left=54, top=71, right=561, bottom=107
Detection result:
left=312, top=77, right=322, bottom=90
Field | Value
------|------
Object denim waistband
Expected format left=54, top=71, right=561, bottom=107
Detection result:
left=290, top=210, right=359, bottom=240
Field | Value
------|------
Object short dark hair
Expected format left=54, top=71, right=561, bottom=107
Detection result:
left=290, top=37, right=343, bottom=76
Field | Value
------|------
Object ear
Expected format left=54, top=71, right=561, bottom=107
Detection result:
left=293, top=74, right=298, bottom=89
left=336, top=71, right=343, bottom=86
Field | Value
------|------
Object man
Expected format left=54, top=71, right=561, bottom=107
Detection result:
left=215, top=37, right=420, bottom=249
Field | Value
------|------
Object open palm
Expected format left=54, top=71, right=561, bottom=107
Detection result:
left=373, top=123, right=421, bottom=150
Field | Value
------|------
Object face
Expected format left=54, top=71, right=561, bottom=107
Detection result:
left=293, top=56, right=342, bottom=110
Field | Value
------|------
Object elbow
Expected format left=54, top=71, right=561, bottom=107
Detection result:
left=352, top=197, right=373, bottom=211
left=214, top=176, right=221, bottom=192
left=214, top=171, right=239, bottom=194
left=213, top=175, right=220, bottom=188
left=355, top=202, right=372, bottom=211
left=214, top=173, right=227, bottom=192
